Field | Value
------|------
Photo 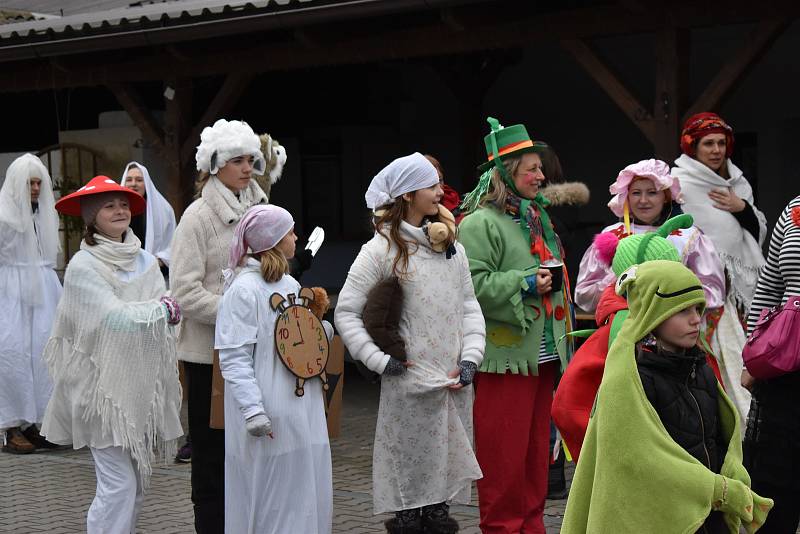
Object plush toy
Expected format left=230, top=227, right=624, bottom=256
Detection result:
left=308, top=286, right=330, bottom=320
left=363, top=277, right=406, bottom=361
left=424, top=204, right=457, bottom=254
left=256, top=133, right=287, bottom=199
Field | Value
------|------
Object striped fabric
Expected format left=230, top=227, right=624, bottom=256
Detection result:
left=746, top=195, right=800, bottom=335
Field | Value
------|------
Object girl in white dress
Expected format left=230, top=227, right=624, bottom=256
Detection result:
left=216, top=204, right=333, bottom=534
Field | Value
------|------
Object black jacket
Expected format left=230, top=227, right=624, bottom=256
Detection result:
left=636, top=344, right=729, bottom=533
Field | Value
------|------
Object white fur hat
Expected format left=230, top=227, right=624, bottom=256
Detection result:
left=195, top=119, right=266, bottom=175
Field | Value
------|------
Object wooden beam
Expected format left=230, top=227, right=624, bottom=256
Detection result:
left=684, top=17, right=788, bottom=120
left=164, top=78, right=194, bottom=215
left=179, top=72, right=255, bottom=167
left=652, top=26, right=689, bottom=160
left=107, top=82, right=166, bottom=151
left=560, top=38, right=655, bottom=143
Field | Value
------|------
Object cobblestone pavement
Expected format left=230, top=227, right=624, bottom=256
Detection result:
left=0, top=368, right=568, bottom=533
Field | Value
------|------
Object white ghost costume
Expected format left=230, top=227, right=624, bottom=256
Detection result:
left=119, top=162, right=177, bottom=266
left=0, top=153, right=62, bottom=430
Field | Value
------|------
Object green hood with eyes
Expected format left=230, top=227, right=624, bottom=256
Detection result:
left=562, top=260, right=761, bottom=533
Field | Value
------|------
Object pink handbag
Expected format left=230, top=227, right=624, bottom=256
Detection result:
left=743, top=295, right=800, bottom=379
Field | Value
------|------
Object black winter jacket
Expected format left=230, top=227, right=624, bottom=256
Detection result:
left=636, top=344, right=729, bottom=533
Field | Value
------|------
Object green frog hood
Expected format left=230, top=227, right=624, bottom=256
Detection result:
left=561, top=260, right=763, bottom=533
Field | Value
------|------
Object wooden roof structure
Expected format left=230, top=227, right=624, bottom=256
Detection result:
left=0, top=0, right=794, bottom=212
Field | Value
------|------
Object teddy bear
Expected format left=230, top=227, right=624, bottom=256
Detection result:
left=308, top=286, right=330, bottom=320
left=425, top=204, right=457, bottom=255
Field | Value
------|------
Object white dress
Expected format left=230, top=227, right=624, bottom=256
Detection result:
left=216, top=262, right=332, bottom=534
left=0, top=213, right=62, bottom=429
left=335, top=222, right=485, bottom=513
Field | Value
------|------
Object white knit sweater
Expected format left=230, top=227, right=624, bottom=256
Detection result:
left=170, top=177, right=267, bottom=364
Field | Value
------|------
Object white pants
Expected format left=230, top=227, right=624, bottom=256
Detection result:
left=88, top=446, right=144, bottom=534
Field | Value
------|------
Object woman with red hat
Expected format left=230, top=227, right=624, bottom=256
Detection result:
left=672, top=113, right=767, bottom=420
left=40, top=176, right=183, bottom=534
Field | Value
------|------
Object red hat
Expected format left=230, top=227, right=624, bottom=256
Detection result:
left=680, top=112, right=734, bottom=157
left=55, top=175, right=146, bottom=217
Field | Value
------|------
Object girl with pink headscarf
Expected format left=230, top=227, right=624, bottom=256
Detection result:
left=215, top=205, right=333, bottom=534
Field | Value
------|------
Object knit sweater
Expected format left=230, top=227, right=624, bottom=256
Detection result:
left=170, top=177, right=267, bottom=364
left=459, top=205, right=569, bottom=375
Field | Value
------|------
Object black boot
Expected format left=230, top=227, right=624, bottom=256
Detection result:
left=547, top=449, right=569, bottom=500
left=421, top=502, right=459, bottom=534
left=385, top=508, right=423, bottom=533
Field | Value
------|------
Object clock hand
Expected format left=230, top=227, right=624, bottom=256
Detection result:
left=292, top=320, right=305, bottom=346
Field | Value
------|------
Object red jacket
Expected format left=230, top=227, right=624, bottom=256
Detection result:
left=552, top=284, right=627, bottom=462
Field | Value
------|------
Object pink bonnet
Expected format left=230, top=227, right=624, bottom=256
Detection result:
left=606, top=159, right=683, bottom=217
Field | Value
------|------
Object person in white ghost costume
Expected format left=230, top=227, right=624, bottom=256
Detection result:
left=0, top=153, right=62, bottom=454
left=119, top=161, right=176, bottom=268
left=215, top=204, right=333, bottom=534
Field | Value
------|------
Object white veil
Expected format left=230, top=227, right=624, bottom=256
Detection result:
left=0, top=153, right=61, bottom=304
left=119, top=162, right=177, bottom=265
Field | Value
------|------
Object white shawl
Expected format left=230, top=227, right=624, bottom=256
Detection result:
left=672, top=154, right=767, bottom=308
left=119, top=162, right=177, bottom=265
left=43, top=246, right=182, bottom=487
left=0, top=154, right=61, bottom=305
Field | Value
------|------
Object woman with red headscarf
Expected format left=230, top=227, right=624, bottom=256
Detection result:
left=672, top=112, right=767, bottom=427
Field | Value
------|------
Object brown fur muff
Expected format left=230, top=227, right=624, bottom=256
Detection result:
left=362, top=276, right=406, bottom=361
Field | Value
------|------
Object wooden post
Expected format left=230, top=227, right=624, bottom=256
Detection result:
left=164, top=77, right=193, bottom=215
left=652, top=26, right=688, bottom=161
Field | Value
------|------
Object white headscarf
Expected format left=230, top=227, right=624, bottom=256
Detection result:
left=365, top=152, right=439, bottom=210
left=119, top=162, right=177, bottom=265
left=0, top=153, right=61, bottom=304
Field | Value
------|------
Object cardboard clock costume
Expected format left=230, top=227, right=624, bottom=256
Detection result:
left=270, top=287, right=330, bottom=396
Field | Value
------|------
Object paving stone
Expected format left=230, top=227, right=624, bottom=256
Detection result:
left=0, top=369, right=570, bottom=533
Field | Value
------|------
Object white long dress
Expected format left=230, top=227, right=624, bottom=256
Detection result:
left=335, top=222, right=485, bottom=514
left=0, top=153, right=62, bottom=431
left=0, top=215, right=62, bottom=429
left=216, top=261, right=332, bottom=534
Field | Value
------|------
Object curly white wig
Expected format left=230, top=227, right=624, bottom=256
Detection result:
left=195, top=118, right=266, bottom=175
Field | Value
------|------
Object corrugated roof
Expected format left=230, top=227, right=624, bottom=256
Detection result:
left=0, top=1, right=133, bottom=17
left=0, top=0, right=314, bottom=38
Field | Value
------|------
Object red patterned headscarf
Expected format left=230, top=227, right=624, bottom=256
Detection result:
left=680, top=112, right=734, bottom=157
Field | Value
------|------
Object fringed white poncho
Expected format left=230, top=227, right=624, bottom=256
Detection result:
left=41, top=245, right=183, bottom=487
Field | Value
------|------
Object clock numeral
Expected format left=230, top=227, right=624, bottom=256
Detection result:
left=278, top=328, right=289, bottom=340
left=286, top=356, right=294, bottom=368
left=279, top=342, right=285, bottom=353
left=316, top=358, right=323, bottom=371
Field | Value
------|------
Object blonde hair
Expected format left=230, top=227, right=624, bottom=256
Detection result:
left=194, top=171, right=211, bottom=198
left=255, top=248, right=289, bottom=283
left=477, top=155, right=523, bottom=209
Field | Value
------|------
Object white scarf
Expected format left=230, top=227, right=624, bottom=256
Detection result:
left=203, top=175, right=267, bottom=226
left=672, top=154, right=767, bottom=308
left=119, top=162, right=177, bottom=265
left=80, top=230, right=142, bottom=272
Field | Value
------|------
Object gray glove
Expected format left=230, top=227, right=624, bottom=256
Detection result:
left=245, top=413, right=272, bottom=437
left=383, top=357, right=406, bottom=376
left=458, top=361, right=478, bottom=386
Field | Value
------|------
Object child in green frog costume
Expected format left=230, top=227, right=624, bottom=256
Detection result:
left=562, top=260, right=773, bottom=533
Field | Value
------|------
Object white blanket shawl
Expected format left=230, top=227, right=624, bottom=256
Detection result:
left=42, top=250, right=182, bottom=486
left=672, top=154, right=767, bottom=308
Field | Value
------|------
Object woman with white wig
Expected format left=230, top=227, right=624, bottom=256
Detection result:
left=119, top=161, right=176, bottom=271
left=169, top=118, right=268, bottom=533
left=0, top=153, right=63, bottom=454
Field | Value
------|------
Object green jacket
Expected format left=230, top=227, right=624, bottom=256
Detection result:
left=459, top=205, right=568, bottom=375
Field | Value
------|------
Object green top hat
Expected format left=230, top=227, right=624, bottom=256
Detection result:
left=477, top=117, right=547, bottom=173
